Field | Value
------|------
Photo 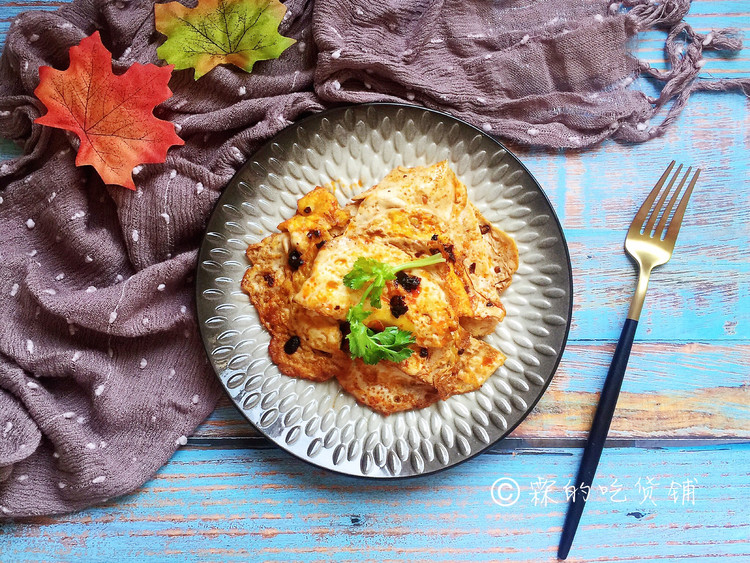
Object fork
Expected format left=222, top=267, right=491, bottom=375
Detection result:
left=558, top=161, right=701, bottom=560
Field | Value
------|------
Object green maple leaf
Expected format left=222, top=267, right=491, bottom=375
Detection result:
left=154, top=0, right=296, bottom=79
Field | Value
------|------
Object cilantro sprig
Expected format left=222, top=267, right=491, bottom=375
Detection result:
left=343, top=254, right=446, bottom=365
left=343, top=254, right=447, bottom=308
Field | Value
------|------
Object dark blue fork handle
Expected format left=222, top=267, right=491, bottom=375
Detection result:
left=557, top=318, right=639, bottom=560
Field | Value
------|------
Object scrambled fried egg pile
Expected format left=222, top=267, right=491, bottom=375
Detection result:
left=241, top=161, right=519, bottom=414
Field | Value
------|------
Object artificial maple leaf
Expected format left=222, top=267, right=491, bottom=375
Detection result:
left=154, top=0, right=296, bottom=80
left=34, top=32, right=184, bottom=190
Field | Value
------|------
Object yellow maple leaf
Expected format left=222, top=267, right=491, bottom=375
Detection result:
left=155, top=0, right=296, bottom=79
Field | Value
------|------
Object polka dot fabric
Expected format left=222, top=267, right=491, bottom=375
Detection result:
left=0, top=0, right=320, bottom=517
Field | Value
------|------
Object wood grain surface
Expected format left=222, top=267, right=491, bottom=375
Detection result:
left=3, top=445, right=749, bottom=561
left=1, top=1, right=749, bottom=561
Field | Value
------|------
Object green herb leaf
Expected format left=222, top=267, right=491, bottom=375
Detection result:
left=346, top=305, right=415, bottom=365
left=369, top=326, right=415, bottom=351
left=342, top=257, right=393, bottom=289
left=342, top=253, right=444, bottom=364
left=343, top=257, right=395, bottom=308
left=346, top=302, right=371, bottom=325
left=343, top=253, right=446, bottom=309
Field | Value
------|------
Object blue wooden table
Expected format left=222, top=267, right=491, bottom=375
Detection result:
left=1, top=1, right=749, bottom=561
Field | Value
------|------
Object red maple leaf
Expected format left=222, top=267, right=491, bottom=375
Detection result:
left=34, top=32, right=184, bottom=190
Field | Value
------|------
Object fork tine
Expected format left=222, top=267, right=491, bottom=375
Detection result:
left=643, top=163, right=682, bottom=236
left=665, top=168, right=700, bottom=243
left=629, top=161, right=676, bottom=234
left=654, top=166, right=691, bottom=238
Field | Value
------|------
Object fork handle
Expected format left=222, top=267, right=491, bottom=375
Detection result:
left=557, top=317, right=638, bottom=560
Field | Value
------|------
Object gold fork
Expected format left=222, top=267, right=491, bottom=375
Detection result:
left=558, top=161, right=701, bottom=560
left=625, top=161, right=702, bottom=321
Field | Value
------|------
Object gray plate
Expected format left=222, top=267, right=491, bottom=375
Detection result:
left=196, top=104, right=572, bottom=478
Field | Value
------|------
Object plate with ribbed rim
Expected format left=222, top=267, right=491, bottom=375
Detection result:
left=196, top=103, right=572, bottom=478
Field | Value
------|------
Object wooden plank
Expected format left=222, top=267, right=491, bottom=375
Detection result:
left=509, top=92, right=750, bottom=343
left=1, top=444, right=748, bottom=561
left=194, top=341, right=750, bottom=440
left=517, top=94, right=750, bottom=232
left=565, top=235, right=750, bottom=342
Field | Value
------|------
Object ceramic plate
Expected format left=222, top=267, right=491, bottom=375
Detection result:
left=196, top=104, right=572, bottom=478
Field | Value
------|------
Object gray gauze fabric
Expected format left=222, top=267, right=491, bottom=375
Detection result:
left=0, top=0, right=746, bottom=517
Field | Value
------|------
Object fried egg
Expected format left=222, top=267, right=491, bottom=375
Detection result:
left=241, top=162, right=518, bottom=414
